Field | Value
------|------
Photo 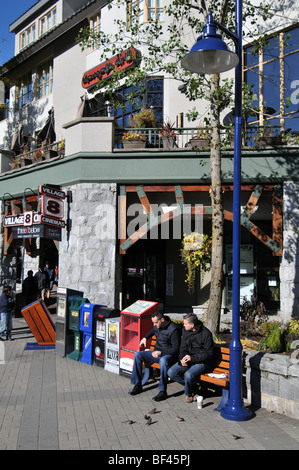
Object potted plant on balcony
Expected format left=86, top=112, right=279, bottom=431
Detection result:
left=130, top=108, right=158, bottom=128
left=32, top=148, right=45, bottom=163
left=121, top=109, right=157, bottom=149
left=255, top=123, right=283, bottom=148
left=190, top=123, right=211, bottom=149
left=122, top=131, right=148, bottom=149
left=161, top=120, right=177, bottom=149
left=57, top=140, right=65, bottom=157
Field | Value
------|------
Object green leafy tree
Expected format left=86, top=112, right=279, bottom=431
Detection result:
left=78, top=0, right=273, bottom=334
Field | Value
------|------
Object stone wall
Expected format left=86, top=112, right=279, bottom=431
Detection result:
left=280, top=181, right=299, bottom=322
left=58, top=182, right=119, bottom=308
left=244, top=348, right=299, bottom=420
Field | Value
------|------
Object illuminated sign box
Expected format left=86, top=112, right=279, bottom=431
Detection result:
left=82, top=48, right=141, bottom=90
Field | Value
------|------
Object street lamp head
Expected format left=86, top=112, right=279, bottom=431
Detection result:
left=181, top=13, right=239, bottom=74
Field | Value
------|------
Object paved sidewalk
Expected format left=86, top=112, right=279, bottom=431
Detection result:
left=0, top=316, right=299, bottom=453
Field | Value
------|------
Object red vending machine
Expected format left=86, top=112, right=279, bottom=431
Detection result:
left=119, top=300, right=158, bottom=377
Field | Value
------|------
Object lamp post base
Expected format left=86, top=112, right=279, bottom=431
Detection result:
left=221, top=403, right=252, bottom=421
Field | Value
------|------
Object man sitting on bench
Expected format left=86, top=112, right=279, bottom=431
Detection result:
left=168, top=313, right=214, bottom=403
left=129, top=312, right=181, bottom=402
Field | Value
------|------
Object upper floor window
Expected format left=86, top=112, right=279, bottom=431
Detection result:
left=128, top=0, right=164, bottom=27
left=20, top=23, right=36, bottom=50
left=16, top=73, right=33, bottom=109
left=37, top=60, right=53, bottom=99
left=89, top=12, right=101, bottom=51
left=244, top=24, right=299, bottom=138
left=39, top=7, right=57, bottom=36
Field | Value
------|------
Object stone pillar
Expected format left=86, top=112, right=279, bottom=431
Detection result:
left=58, top=182, right=118, bottom=307
left=280, top=182, right=299, bottom=322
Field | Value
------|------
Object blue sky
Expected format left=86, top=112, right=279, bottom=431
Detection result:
left=0, top=1, right=38, bottom=66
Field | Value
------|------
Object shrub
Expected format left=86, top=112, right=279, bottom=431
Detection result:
left=240, top=295, right=269, bottom=337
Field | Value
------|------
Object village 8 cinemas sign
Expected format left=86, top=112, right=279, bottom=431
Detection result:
left=82, top=48, right=141, bottom=90
left=3, top=185, right=66, bottom=241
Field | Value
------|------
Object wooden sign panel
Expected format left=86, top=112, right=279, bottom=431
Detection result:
left=21, top=300, right=56, bottom=346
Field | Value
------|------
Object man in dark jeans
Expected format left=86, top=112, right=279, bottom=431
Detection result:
left=129, top=312, right=181, bottom=401
left=168, top=313, right=214, bottom=402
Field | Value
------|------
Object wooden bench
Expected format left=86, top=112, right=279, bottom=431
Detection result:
left=141, top=336, right=230, bottom=411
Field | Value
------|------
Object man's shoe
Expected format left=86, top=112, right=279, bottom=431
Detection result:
left=185, top=395, right=193, bottom=403
left=129, top=384, right=143, bottom=396
left=153, top=390, right=167, bottom=401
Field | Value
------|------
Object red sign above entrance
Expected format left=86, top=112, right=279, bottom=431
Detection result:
left=82, top=48, right=141, bottom=90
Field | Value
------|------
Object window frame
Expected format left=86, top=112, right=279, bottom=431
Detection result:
left=39, top=6, right=57, bottom=36
left=128, top=0, right=164, bottom=27
left=19, top=23, right=36, bottom=50
left=244, top=23, right=299, bottom=134
left=16, top=73, right=33, bottom=110
left=36, top=60, right=53, bottom=99
left=89, top=11, right=101, bottom=52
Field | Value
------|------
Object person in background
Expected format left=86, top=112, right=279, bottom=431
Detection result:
left=0, top=285, right=15, bottom=341
left=54, top=265, right=59, bottom=285
left=22, top=270, right=37, bottom=306
left=34, top=266, right=47, bottom=301
left=44, top=262, right=54, bottom=300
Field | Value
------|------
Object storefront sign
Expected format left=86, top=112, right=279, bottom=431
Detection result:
left=3, top=212, right=40, bottom=227
left=82, top=48, right=141, bottom=90
left=39, top=185, right=65, bottom=199
left=3, top=184, right=65, bottom=241
left=12, top=224, right=61, bottom=241
left=41, top=195, right=64, bottom=219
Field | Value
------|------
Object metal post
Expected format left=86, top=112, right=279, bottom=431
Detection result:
left=221, top=0, right=251, bottom=421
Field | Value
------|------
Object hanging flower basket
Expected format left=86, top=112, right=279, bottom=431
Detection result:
left=180, top=232, right=212, bottom=294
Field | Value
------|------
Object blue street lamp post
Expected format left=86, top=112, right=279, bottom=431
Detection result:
left=181, top=1, right=251, bottom=421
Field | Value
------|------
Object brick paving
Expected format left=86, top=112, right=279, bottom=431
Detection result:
left=0, top=316, right=299, bottom=453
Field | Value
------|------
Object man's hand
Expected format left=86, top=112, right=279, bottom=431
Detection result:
left=139, top=337, right=147, bottom=348
left=181, top=355, right=191, bottom=366
left=152, top=350, right=161, bottom=359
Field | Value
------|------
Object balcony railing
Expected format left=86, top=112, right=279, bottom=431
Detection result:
left=10, top=140, right=65, bottom=169
left=114, top=125, right=295, bottom=150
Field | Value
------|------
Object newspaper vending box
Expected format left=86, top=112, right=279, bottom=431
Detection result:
left=119, top=300, right=158, bottom=376
left=104, top=317, right=121, bottom=374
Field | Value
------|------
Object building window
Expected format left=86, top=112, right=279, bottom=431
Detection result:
left=114, top=77, right=163, bottom=127
left=20, top=23, right=36, bottom=50
left=37, top=60, right=53, bottom=99
left=128, top=0, right=164, bottom=26
left=16, top=74, right=33, bottom=109
left=244, top=24, right=299, bottom=138
left=91, top=78, right=164, bottom=128
left=39, top=7, right=57, bottom=36
left=89, top=12, right=101, bottom=51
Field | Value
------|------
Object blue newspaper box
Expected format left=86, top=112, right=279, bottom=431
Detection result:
left=79, top=303, right=106, bottom=365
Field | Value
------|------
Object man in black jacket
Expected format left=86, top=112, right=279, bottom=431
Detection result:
left=168, top=313, right=214, bottom=402
left=129, top=312, right=181, bottom=401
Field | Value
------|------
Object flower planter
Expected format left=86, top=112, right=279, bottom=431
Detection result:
left=44, top=149, right=58, bottom=160
left=256, top=136, right=283, bottom=147
left=122, top=140, right=146, bottom=149
left=20, top=156, right=32, bottom=167
left=190, top=138, right=210, bottom=149
left=162, top=136, right=176, bottom=150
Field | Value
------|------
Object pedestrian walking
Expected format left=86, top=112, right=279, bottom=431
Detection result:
left=44, top=262, right=54, bottom=299
left=34, top=266, right=47, bottom=301
left=0, top=285, right=15, bottom=341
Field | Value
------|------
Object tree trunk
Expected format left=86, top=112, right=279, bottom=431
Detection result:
left=206, top=75, right=224, bottom=336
